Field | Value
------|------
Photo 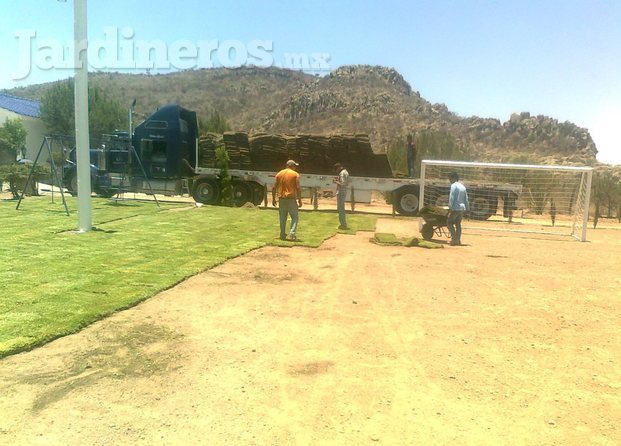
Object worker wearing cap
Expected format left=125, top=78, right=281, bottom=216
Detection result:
left=272, top=160, right=303, bottom=241
left=334, top=162, right=349, bottom=229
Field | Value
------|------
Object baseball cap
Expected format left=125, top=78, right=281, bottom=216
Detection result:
left=286, top=160, right=299, bottom=167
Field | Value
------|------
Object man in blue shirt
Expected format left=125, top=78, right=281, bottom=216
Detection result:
left=447, top=172, right=469, bottom=246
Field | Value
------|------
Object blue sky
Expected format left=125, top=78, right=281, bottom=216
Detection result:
left=1, top=0, right=619, bottom=164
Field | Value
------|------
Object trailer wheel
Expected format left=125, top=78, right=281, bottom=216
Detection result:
left=247, top=181, right=265, bottom=205
left=232, top=181, right=253, bottom=207
left=193, top=179, right=220, bottom=204
left=421, top=223, right=434, bottom=240
left=394, top=186, right=420, bottom=215
left=469, top=194, right=498, bottom=220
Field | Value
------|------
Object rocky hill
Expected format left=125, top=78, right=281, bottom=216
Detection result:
left=6, top=65, right=599, bottom=166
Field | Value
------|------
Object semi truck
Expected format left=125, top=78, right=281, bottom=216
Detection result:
left=64, top=104, right=521, bottom=220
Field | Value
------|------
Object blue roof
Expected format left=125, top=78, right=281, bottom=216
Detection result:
left=0, top=93, right=41, bottom=118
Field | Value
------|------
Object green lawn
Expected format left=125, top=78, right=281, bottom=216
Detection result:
left=0, top=196, right=376, bottom=358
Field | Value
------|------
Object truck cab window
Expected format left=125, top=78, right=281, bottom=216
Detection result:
left=145, top=120, right=168, bottom=130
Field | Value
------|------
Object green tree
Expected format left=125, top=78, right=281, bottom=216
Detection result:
left=200, top=109, right=232, bottom=205
left=40, top=79, right=125, bottom=143
left=415, top=129, right=468, bottom=162
left=0, top=163, right=48, bottom=199
left=87, top=85, right=127, bottom=136
left=387, top=130, right=469, bottom=177
left=0, top=118, right=27, bottom=160
left=39, top=80, right=74, bottom=136
left=215, top=145, right=232, bottom=206
left=200, top=109, right=231, bottom=135
left=386, top=140, right=407, bottom=176
left=591, top=168, right=620, bottom=227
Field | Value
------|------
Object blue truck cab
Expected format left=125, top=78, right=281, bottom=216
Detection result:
left=132, top=104, right=199, bottom=179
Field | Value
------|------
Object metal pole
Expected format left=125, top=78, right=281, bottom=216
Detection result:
left=129, top=99, right=136, bottom=137
left=74, top=0, right=92, bottom=232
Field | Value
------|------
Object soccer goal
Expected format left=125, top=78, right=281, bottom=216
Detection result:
left=420, top=160, right=593, bottom=241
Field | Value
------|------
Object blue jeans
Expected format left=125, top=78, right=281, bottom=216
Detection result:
left=447, top=210, right=464, bottom=245
left=337, top=192, right=347, bottom=228
left=279, top=198, right=299, bottom=238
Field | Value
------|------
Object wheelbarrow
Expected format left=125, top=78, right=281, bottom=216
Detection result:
left=419, top=205, right=450, bottom=241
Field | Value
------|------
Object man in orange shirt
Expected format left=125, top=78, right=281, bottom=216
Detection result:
left=272, top=160, right=302, bottom=241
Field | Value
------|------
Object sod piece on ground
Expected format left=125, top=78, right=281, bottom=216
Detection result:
left=372, top=233, right=442, bottom=249
left=372, top=233, right=402, bottom=245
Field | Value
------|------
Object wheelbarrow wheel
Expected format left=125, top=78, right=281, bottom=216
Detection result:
left=421, top=223, right=434, bottom=241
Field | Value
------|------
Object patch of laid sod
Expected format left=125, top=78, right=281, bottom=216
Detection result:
left=372, top=232, right=402, bottom=245
left=0, top=196, right=377, bottom=358
left=372, top=232, right=443, bottom=249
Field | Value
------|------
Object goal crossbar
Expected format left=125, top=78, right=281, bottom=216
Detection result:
left=421, top=159, right=593, bottom=172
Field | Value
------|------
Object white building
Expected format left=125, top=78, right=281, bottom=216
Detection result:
left=0, top=93, right=47, bottom=162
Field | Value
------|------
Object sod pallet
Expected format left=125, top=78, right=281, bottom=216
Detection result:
left=198, top=132, right=393, bottom=178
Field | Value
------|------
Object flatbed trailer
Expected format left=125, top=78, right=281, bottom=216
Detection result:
left=191, top=165, right=422, bottom=211
left=190, top=165, right=522, bottom=220
left=69, top=104, right=523, bottom=219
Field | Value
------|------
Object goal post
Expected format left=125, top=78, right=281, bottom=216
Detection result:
left=420, top=160, right=593, bottom=241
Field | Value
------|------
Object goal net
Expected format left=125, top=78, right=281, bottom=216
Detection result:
left=419, top=160, right=593, bottom=241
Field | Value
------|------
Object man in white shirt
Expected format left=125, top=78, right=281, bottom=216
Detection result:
left=334, top=163, right=349, bottom=229
left=447, top=172, right=469, bottom=246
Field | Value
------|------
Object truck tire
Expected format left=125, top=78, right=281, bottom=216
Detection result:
left=67, top=171, right=96, bottom=197
left=68, top=172, right=78, bottom=196
left=247, top=181, right=265, bottom=205
left=96, top=187, right=117, bottom=198
left=65, top=167, right=105, bottom=197
left=394, top=186, right=420, bottom=215
left=193, top=179, right=220, bottom=205
left=421, top=223, right=434, bottom=240
left=469, top=193, right=498, bottom=220
left=231, top=181, right=252, bottom=207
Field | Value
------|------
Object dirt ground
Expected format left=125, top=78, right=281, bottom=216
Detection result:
left=0, top=215, right=620, bottom=445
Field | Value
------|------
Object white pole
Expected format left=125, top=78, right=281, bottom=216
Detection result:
left=419, top=161, right=426, bottom=211
left=581, top=170, right=593, bottom=242
left=129, top=98, right=136, bottom=137
left=73, top=0, right=92, bottom=232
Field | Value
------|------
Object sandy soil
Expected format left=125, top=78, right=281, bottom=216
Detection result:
left=0, top=215, right=620, bottom=445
